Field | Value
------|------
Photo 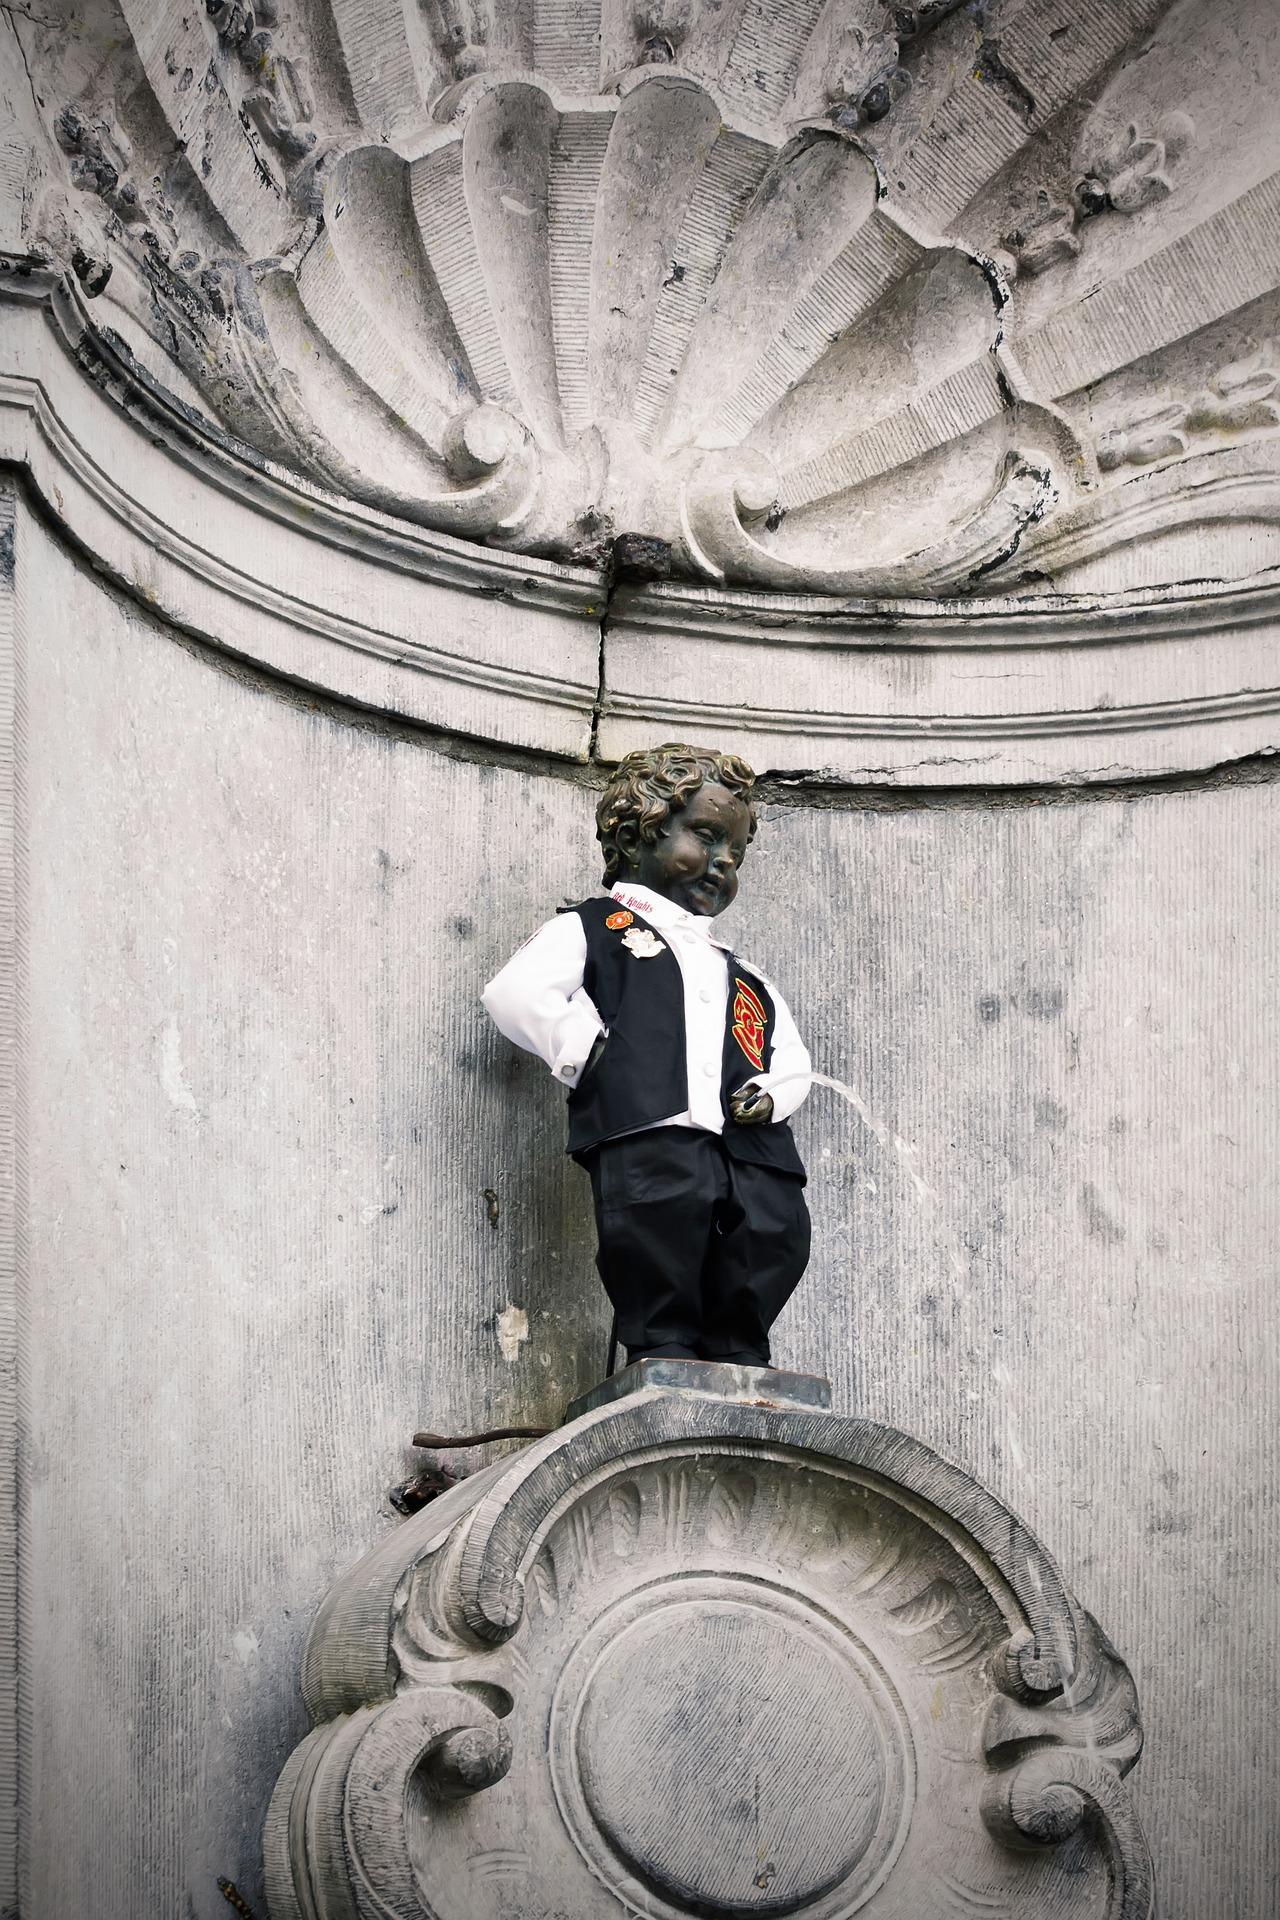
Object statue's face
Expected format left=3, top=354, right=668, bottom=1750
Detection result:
left=623, top=781, right=752, bottom=916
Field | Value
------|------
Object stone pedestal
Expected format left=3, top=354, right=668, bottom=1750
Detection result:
left=264, top=1370, right=1152, bottom=1919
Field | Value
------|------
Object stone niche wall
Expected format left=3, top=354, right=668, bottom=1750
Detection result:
left=4, top=0, right=1280, bottom=1912
left=4, top=494, right=1277, bottom=1919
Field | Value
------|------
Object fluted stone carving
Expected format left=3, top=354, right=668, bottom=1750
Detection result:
left=265, top=1367, right=1152, bottom=1920
left=5, top=0, right=1280, bottom=598
left=5, top=0, right=1280, bottom=783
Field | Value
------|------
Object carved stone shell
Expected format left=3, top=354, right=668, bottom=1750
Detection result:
left=18, top=0, right=1280, bottom=599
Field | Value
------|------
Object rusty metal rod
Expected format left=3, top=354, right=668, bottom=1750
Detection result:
left=411, top=1426, right=549, bottom=1449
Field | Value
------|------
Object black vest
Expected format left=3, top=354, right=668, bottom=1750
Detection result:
left=563, top=897, right=806, bottom=1179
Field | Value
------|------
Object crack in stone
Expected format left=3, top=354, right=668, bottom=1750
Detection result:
left=16, top=472, right=1280, bottom=813
left=589, top=592, right=608, bottom=763
left=3, top=9, right=43, bottom=114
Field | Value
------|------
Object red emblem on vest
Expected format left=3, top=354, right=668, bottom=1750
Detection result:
left=731, top=978, right=767, bottom=1071
left=605, top=910, right=633, bottom=930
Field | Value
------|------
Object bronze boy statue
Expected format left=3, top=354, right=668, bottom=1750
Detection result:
left=482, top=743, right=812, bottom=1368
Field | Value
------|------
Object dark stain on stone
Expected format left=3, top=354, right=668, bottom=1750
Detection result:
left=452, top=914, right=474, bottom=939
left=860, top=80, right=893, bottom=120
left=71, top=248, right=112, bottom=297
left=389, top=1462, right=458, bottom=1516
left=967, top=452, right=1052, bottom=582
left=1109, top=1114, right=1128, bottom=1134
left=1025, top=985, right=1064, bottom=1020
left=973, top=39, right=1037, bottom=122
left=1081, top=1182, right=1125, bottom=1244
left=1034, top=1096, right=1067, bottom=1130
left=0, top=518, right=13, bottom=586
left=663, top=261, right=686, bottom=288
left=978, top=994, right=1003, bottom=1023
left=612, top=532, right=673, bottom=582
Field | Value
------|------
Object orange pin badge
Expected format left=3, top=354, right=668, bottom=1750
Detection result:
left=606, top=910, right=633, bottom=930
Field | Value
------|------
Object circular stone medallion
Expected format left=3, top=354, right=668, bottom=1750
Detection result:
left=550, top=1578, right=914, bottom=1917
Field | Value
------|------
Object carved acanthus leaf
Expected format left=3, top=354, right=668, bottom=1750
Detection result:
left=1079, top=109, right=1196, bottom=217
left=1001, top=111, right=1197, bottom=280
left=1099, top=344, right=1280, bottom=471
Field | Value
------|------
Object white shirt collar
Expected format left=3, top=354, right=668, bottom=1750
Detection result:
left=609, top=881, right=729, bottom=947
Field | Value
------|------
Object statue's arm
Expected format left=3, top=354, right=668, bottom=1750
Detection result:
left=481, top=913, right=604, bottom=1089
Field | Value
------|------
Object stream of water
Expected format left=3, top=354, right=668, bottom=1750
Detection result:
left=789, top=1071, right=1094, bottom=1711
left=768, top=1069, right=970, bottom=1296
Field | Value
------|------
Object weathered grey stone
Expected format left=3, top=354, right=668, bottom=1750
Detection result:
left=4, top=0, right=1280, bottom=602
left=3, top=495, right=1279, bottom=1916
left=4, top=267, right=1280, bottom=784
left=266, top=1383, right=1152, bottom=1919
left=0, top=477, right=21, bottom=1920
left=1, top=3, right=1278, bottom=1916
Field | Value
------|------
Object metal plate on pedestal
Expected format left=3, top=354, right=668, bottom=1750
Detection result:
left=566, top=1357, right=833, bottom=1423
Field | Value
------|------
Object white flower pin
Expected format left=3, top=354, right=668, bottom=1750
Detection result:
left=621, top=927, right=665, bottom=959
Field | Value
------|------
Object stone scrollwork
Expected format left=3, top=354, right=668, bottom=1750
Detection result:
left=264, top=1370, right=1153, bottom=1919
left=679, top=445, right=1058, bottom=596
left=14, top=0, right=1275, bottom=600
left=1000, top=113, right=1197, bottom=282
left=984, top=1608, right=1153, bottom=1918
left=1098, top=344, right=1280, bottom=473
left=8, top=0, right=1280, bottom=780
left=10, top=0, right=1280, bottom=599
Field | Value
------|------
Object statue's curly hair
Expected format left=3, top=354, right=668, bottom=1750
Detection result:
left=596, top=743, right=757, bottom=884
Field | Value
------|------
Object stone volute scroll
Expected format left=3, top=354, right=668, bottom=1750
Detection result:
left=264, top=1362, right=1153, bottom=1920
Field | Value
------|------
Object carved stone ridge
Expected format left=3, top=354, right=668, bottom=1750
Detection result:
left=264, top=1376, right=1153, bottom=1919
left=16, top=1, right=1271, bottom=600
left=5, top=262, right=1280, bottom=784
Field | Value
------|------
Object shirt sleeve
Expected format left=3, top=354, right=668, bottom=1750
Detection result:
left=747, top=976, right=812, bottom=1122
left=481, top=912, right=605, bottom=1088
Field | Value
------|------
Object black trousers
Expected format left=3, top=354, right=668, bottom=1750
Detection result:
left=580, top=1126, right=811, bottom=1367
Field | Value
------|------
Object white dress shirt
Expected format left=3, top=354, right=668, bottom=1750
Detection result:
left=481, top=881, right=812, bottom=1135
